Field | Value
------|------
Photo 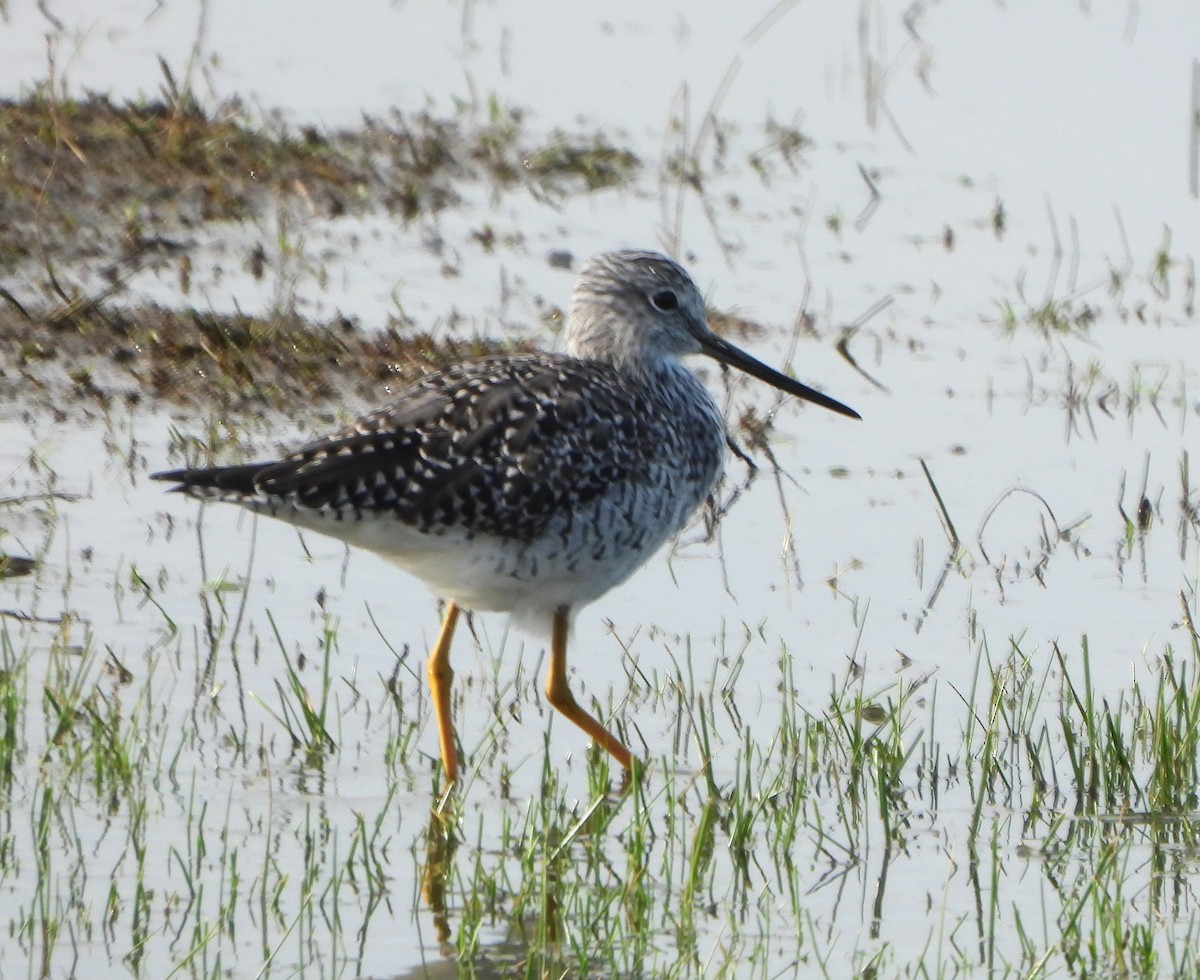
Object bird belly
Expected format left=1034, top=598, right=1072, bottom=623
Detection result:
left=238, top=470, right=712, bottom=625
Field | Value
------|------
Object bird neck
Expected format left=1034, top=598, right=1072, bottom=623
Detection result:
left=564, top=306, right=664, bottom=379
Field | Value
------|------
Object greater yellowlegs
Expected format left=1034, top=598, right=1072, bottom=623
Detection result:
left=153, top=249, right=859, bottom=783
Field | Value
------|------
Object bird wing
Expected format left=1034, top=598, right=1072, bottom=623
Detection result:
left=248, top=354, right=654, bottom=540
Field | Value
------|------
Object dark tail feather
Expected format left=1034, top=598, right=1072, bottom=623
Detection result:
left=150, top=462, right=273, bottom=496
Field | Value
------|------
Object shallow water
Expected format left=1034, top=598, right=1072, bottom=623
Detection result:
left=2, top=1, right=1199, bottom=976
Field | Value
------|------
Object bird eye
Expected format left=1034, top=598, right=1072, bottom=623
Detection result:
left=650, top=290, right=679, bottom=312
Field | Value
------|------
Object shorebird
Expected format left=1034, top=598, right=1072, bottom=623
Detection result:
left=153, top=249, right=859, bottom=784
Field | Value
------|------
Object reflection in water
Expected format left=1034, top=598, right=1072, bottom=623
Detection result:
left=422, top=806, right=458, bottom=951
left=415, top=766, right=648, bottom=976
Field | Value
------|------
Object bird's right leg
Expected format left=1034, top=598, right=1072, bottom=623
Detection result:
left=544, top=605, right=633, bottom=773
left=426, top=601, right=461, bottom=784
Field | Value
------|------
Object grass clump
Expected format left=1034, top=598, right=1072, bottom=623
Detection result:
left=998, top=296, right=1098, bottom=338
left=0, top=299, right=526, bottom=413
left=0, top=85, right=641, bottom=275
left=522, top=132, right=640, bottom=191
left=0, top=88, right=367, bottom=265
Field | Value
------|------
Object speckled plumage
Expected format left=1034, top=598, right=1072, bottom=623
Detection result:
left=161, top=350, right=726, bottom=618
left=154, top=249, right=859, bottom=782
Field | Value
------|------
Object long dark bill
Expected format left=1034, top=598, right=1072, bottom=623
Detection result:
left=699, top=333, right=861, bottom=420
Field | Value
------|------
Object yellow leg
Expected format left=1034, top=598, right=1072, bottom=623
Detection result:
left=426, top=601, right=461, bottom=784
left=544, top=606, right=633, bottom=772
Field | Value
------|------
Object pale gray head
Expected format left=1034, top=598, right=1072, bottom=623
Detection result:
left=565, top=249, right=861, bottom=419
